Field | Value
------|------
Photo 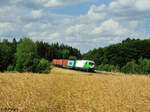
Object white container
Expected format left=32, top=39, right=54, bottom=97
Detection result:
left=75, top=60, right=87, bottom=68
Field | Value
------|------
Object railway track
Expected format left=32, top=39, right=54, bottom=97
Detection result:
left=54, top=66, right=114, bottom=75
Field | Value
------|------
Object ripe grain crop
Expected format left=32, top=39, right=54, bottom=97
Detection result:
left=0, top=67, right=150, bottom=112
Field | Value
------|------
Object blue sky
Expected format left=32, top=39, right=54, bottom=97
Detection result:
left=50, top=0, right=112, bottom=16
left=0, top=0, right=150, bottom=53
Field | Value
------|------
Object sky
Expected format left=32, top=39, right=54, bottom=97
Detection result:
left=0, top=0, right=150, bottom=53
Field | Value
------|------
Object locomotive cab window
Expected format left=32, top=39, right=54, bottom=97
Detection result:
left=89, top=62, right=94, bottom=66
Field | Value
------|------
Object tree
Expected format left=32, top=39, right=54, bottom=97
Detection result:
left=121, top=61, right=139, bottom=74
left=82, top=48, right=103, bottom=65
left=0, top=42, right=2, bottom=71
left=12, top=38, right=17, bottom=66
left=69, top=56, right=77, bottom=60
left=36, top=41, right=81, bottom=61
left=0, top=39, right=13, bottom=71
left=83, top=38, right=150, bottom=69
left=138, top=58, right=150, bottom=74
left=15, top=38, right=37, bottom=72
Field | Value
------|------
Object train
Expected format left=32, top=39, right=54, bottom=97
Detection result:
left=52, top=59, right=95, bottom=72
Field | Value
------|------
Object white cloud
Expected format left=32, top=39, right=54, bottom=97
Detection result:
left=128, top=21, right=140, bottom=29
left=24, top=23, right=33, bottom=29
left=87, top=4, right=107, bottom=21
left=66, top=24, right=87, bottom=34
left=135, top=0, right=150, bottom=11
left=29, top=31, right=49, bottom=39
left=40, top=23, right=52, bottom=30
left=44, top=0, right=91, bottom=8
left=0, top=22, right=13, bottom=35
left=31, top=9, right=43, bottom=19
left=47, top=32, right=60, bottom=40
left=0, top=0, right=92, bottom=9
left=40, top=32, right=49, bottom=37
left=0, top=0, right=150, bottom=52
left=44, top=0, right=62, bottom=7
left=109, top=0, right=150, bottom=18
left=0, top=23, right=11, bottom=29
left=92, top=19, right=128, bottom=36
left=28, top=32, right=37, bottom=37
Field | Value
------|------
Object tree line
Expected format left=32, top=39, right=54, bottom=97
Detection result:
left=0, top=38, right=81, bottom=73
left=82, top=38, right=150, bottom=74
left=1, top=37, right=150, bottom=74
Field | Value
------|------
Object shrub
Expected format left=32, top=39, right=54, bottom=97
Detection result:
left=37, top=59, right=51, bottom=73
left=103, top=64, right=109, bottom=71
left=121, top=61, right=139, bottom=74
left=32, top=58, right=40, bottom=73
left=109, top=65, right=115, bottom=72
left=98, top=64, right=104, bottom=71
left=7, top=65, right=14, bottom=72
left=138, top=58, right=150, bottom=74
left=94, top=65, right=98, bottom=70
left=97, top=64, right=116, bottom=72
left=115, top=65, right=120, bottom=72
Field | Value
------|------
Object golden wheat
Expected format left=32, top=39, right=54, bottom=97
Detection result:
left=0, top=67, right=150, bottom=112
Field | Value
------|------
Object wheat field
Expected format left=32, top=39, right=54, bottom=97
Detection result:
left=0, top=67, right=150, bottom=112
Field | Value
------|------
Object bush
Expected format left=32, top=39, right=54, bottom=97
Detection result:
left=32, top=58, right=40, bottom=73
left=104, top=64, right=111, bottom=72
left=115, top=65, right=120, bottom=72
left=97, top=64, right=116, bottom=72
left=121, top=61, right=139, bottom=74
left=36, top=59, right=51, bottom=73
left=94, top=65, right=99, bottom=70
left=138, top=58, right=150, bottom=74
left=109, top=65, right=115, bottom=72
left=7, top=65, right=14, bottom=72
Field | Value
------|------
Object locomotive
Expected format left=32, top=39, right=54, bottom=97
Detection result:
left=52, top=59, right=95, bottom=72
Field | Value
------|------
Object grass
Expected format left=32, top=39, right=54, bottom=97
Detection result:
left=0, top=67, right=150, bottom=112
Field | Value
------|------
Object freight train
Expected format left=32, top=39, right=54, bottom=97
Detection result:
left=52, top=59, right=95, bottom=72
